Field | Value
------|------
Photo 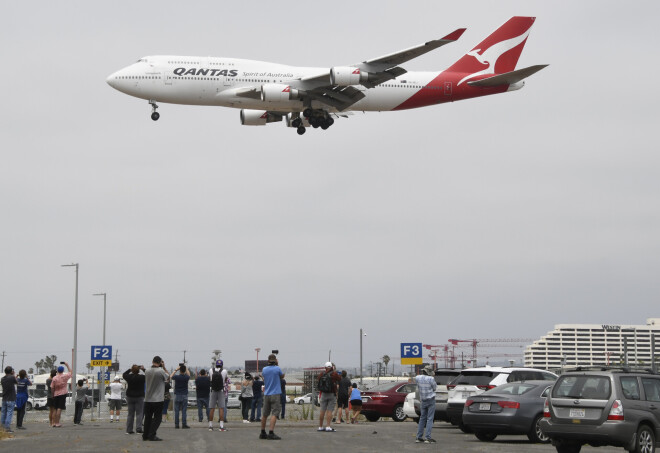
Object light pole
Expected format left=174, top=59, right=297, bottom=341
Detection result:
left=360, top=329, right=366, bottom=386
left=255, top=348, right=261, bottom=373
left=93, top=292, right=107, bottom=418
left=62, top=263, right=79, bottom=406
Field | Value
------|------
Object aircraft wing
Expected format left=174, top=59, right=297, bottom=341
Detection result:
left=301, top=28, right=465, bottom=89
left=305, top=85, right=366, bottom=111
left=358, top=28, right=466, bottom=72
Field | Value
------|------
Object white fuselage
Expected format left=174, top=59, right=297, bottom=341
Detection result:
left=107, top=56, right=446, bottom=113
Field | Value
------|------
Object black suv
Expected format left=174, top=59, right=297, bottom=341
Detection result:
left=541, top=367, right=660, bottom=453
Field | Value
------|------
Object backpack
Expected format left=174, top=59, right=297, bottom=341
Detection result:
left=319, top=372, right=334, bottom=393
left=211, top=368, right=224, bottom=392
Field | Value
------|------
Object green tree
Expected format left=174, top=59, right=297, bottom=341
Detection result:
left=382, top=355, right=391, bottom=375
left=34, top=355, right=58, bottom=374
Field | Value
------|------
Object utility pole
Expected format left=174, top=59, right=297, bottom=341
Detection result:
left=1, top=351, right=6, bottom=370
left=183, top=350, right=187, bottom=365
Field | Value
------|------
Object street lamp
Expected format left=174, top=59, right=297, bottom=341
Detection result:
left=61, top=263, right=79, bottom=406
left=255, top=348, right=261, bottom=373
left=93, top=292, right=107, bottom=419
left=360, top=329, right=366, bottom=386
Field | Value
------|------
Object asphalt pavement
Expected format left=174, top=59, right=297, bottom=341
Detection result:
left=2, top=411, right=625, bottom=453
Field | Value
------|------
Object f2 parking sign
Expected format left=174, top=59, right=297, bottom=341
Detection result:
left=400, top=343, right=423, bottom=365
left=91, top=345, right=112, bottom=367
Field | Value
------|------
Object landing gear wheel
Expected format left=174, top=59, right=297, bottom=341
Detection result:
left=151, top=112, right=160, bottom=121
left=327, top=117, right=334, bottom=127
left=148, top=100, right=160, bottom=121
left=296, top=127, right=306, bottom=136
left=292, top=118, right=302, bottom=128
left=303, top=108, right=313, bottom=118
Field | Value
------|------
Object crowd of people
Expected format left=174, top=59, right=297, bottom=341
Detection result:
left=1, top=358, right=439, bottom=443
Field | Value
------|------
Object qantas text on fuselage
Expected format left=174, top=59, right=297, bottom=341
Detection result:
left=107, top=17, right=547, bottom=136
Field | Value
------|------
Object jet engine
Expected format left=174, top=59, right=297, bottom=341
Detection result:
left=330, top=66, right=369, bottom=86
left=240, top=109, right=282, bottom=126
left=260, top=84, right=300, bottom=102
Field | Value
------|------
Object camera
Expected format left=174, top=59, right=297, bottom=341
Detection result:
left=271, top=350, right=279, bottom=355
left=179, top=363, right=184, bottom=367
left=60, top=362, right=65, bottom=365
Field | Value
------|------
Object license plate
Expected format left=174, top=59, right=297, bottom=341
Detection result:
left=361, top=398, right=367, bottom=403
left=479, top=403, right=491, bottom=411
left=569, top=408, right=585, bottom=418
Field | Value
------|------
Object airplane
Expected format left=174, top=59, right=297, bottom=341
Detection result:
left=106, top=16, right=547, bottom=136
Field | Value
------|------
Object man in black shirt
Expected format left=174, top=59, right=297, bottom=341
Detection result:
left=123, top=365, right=146, bottom=434
left=1, top=366, right=18, bottom=433
left=195, top=369, right=211, bottom=423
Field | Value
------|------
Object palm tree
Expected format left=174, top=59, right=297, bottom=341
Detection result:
left=382, top=355, right=391, bottom=375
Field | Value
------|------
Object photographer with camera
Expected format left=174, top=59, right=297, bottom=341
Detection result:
left=143, top=356, right=169, bottom=442
left=123, top=365, right=146, bottom=434
left=73, top=378, right=89, bottom=425
left=50, top=361, right=71, bottom=428
left=170, top=363, right=191, bottom=429
left=259, top=353, right=284, bottom=440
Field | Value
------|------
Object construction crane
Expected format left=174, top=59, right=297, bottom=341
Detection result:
left=448, top=338, right=535, bottom=367
left=423, top=344, right=457, bottom=369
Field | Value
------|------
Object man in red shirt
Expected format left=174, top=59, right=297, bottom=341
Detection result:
left=50, top=362, right=72, bottom=427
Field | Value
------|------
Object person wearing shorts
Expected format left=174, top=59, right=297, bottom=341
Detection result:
left=46, top=369, right=57, bottom=427
left=259, top=354, right=283, bottom=440
left=317, top=362, right=341, bottom=432
left=349, top=383, right=363, bottom=423
left=108, top=376, right=123, bottom=422
left=208, top=360, right=229, bottom=431
left=50, top=362, right=72, bottom=427
left=336, top=370, right=351, bottom=423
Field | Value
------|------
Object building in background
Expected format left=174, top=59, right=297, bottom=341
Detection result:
left=525, top=318, right=660, bottom=369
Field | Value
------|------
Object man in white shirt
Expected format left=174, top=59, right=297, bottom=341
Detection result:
left=108, top=376, right=123, bottom=423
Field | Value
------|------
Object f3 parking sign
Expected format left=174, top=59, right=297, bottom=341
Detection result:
left=400, top=343, right=423, bottom=365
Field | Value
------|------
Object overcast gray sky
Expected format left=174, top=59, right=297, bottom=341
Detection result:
left=2, top=1, right=659, bottom=373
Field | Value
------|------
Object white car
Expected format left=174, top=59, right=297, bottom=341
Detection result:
left=227, top=391, right=241, bottom=408
left=446, top=366, right=557, bottom=432
left=403, top=392, right=418, bottom=421
left=294, top=393, right=312, bottom=405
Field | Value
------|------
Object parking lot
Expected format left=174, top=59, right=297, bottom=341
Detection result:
left=3, top=410, right=624, bottom=453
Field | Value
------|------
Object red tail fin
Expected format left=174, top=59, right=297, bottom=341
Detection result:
left=447, top=17, right=536, bottom=85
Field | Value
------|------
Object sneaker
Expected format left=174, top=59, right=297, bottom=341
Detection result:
left=217, top=427, right=227, bottom=432
left=317, top=427, right=325, bottom=432
left=126, top=431, right=134, bottom=435
left=259, top=432, right=268, bottom=439
left=136, top=428, right=143, bottom=434
left=109, top=420, right=113, bottom=423
left=325, top=427, right=336, bottom=432
left=268, top=433, right=281, bottom=440
left=415, top=438, right=424, bottom=443
left=182, top=425, right=190, bottom=429
left=208, top=427, right=213, bottom=431
left=175, top=425, right=180, bottom=429
left=425, top=438, right=437, bottom=443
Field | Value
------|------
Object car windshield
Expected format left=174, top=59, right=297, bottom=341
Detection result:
left=552, top=375, right=611, bottom=400
left=451, top=371, right=499, bottom=386
left=367, top=382, right=402, bottom=392
left=483, top=382, right=537, bottom=396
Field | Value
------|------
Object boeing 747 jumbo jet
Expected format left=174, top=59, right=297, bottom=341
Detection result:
left=107, top=16, right=547, bottom=135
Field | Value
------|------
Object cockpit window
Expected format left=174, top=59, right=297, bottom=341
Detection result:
left=137, top=58, right=146, bottom=63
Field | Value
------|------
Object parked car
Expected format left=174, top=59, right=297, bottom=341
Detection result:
left=187, top=390, right=197, bottom=407
left=463, top=380, right=553, bottom=443
left=361, top=381, right=417, bottom=422
left=540, top=367, right=660, bottom=453
left=227, top=391, right=241, bottom=408
left=413, top=369, right=462, bottom=422
left=447, top=366, right=557, bottom=432
left=295, top=393, right=313, bottom=405
left=403, top=391, right=418, bottom=421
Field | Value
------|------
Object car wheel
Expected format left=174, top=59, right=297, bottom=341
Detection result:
left=392, top=404, right=406, bottom=422
left=474, top=431, right=497, bottom=442
left=634, top=425, right=655, bottom=453
left=365, top=413, right=380, bottom=422
left=26, top=401, right=33, bottom=411
left=554, top=440, right=582, bottom=453
left=527, top=414, right=550, bottom=443
left=297, top=400, right=303, bottom=405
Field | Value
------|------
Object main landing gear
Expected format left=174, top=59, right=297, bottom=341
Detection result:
left=293, top=108, right=334, bottom=135
left=149, top=100, right=160, bottom=121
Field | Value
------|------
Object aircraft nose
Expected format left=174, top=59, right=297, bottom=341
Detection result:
left=106, top=71, right=119, bottom=89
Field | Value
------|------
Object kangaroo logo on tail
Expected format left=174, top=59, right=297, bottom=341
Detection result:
left=457, top=28, right=531, bottom=86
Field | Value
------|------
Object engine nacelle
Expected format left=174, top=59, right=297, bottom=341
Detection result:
left=330, top=66, right=369, bottom=86
left=261, top=84, right=300, bottom=102
left=240, top=109, right=282, bottom=126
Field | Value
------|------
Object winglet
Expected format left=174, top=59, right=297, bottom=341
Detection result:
left=442, top=28, right=466, bottom=42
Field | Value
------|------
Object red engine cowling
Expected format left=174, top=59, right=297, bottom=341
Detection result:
left=261, top=84, right=300, bottom=102
left=330, top=66, right=369, bottom=86
left=240, top=109, right=282, bottom=126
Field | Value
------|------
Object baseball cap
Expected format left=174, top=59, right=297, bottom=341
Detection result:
left=114, top=376, right=120, bottom=381
left=57, top=366, right=65, bottom=373
left=216, top=359, right=223, bottom=368
left=324, top=362, right=333, bottom=368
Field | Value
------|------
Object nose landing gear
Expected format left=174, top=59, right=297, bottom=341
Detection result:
left=149, top=100, right=160, bottom=121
